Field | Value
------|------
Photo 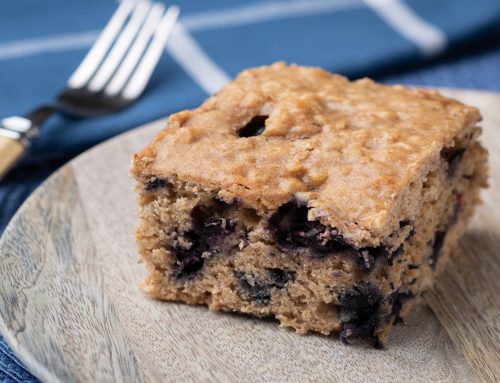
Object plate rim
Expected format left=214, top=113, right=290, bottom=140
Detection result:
left=1, top=88, right=498, bottom=382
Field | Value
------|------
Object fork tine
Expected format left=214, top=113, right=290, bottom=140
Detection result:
left=87, top=0, right=151, bottom=93
left=67, top=0, right=137, bottom=89
left=105, top=2, right=165, bottom=97
left=121, top=5, right=180, bottom=100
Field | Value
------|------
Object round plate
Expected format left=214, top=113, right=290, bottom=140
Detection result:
left=1, top=89, right=499, bottom=383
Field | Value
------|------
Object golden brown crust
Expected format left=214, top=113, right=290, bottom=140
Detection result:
left=131, top=62, right=481, bottom=245
left=132, top=64, right=488, bottom=346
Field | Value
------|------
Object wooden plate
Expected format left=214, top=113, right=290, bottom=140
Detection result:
left=0, top=89, right=499, bottom=383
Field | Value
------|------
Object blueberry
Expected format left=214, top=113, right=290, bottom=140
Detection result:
left=235, top=268, right=295, bottom=305
left=238, top=115, right=268, bottom=137
left=266, top=268, right=296, bottom=288
left=269, top=200, right=406, bottom=273
left=171, top=232, right=207, bottom=279
left=144, top=178, right=169, bottom=191
left=428, top=231, right=446, bottom=269
left=268, top=199, right=349, bottom=254
left=235, top=271, right=271, bottom=305
left=338, top=283, right=382, bottom=345
left=172, top=201, right=236, bottom=279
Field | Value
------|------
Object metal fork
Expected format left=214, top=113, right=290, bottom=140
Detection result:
left=0, top=0, right=179, bottom=179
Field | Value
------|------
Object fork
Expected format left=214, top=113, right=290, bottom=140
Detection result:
left=0, top=0, right=179, bottom=179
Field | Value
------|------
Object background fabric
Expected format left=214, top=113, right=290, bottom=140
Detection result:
left=1, top=0, right=500, bottom=381
left=1, top=0, right=500, bottom=153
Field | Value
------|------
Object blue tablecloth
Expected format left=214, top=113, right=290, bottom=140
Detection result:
left=1, top=0, right=500, bottom=381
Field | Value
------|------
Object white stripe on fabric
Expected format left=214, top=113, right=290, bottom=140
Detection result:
left=0, top=0, right=446, bottom=94
left=0, top=0, right=363, bottom=61
left=0, top=32, right=98, bottom=61
left=166, top=23, right=230, bottom=94
left=183, top=0, right=362, bottom=31
left=362, top=0, right=447, bottom=57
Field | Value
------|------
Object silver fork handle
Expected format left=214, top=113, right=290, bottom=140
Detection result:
left=0, top=106, right=56, bottom=179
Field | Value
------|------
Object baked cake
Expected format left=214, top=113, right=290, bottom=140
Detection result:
left=131, top=63, right=488, bottom=347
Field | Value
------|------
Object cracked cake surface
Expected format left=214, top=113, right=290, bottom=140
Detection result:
left=131, top=62, right=488, bottom=346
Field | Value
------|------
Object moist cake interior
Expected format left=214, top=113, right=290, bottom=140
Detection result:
left=135, top=125, right=487, bottom=346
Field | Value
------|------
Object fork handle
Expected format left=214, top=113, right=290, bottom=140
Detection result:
left=0, top=107, right=57, bottom=180
left=0, top=135, right=26, bottom=179
left=0, top=116, right=38, bottom=180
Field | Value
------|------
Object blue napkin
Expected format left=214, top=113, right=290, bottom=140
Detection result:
left=1, top=0, right=499, bottom=154
left=1, top=1, right=500, bottom=382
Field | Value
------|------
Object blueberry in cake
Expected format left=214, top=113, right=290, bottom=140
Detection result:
left=131, top=63, right=488, bottom=347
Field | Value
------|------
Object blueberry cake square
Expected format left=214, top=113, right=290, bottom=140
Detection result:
left=131, top=63, right=488, bottom=347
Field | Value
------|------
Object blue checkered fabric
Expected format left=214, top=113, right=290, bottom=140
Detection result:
left=1, top=1, right=500, bottom=381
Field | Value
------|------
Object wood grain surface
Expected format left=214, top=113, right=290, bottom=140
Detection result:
left=0, top=89, right=498, bottom=383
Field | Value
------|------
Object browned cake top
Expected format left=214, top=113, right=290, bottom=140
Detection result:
left=132, top=62, right=480, bottom=243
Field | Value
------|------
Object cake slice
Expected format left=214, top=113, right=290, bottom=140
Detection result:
left=131, top=63, right=488, bottom=347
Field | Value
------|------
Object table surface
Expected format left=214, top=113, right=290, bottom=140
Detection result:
left=1, top=35, right=500, bottom=382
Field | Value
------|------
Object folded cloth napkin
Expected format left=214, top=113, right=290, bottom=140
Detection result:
left=1, top=0, right=500, bottom=381
left=1, top=0, right=500, bottom=154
